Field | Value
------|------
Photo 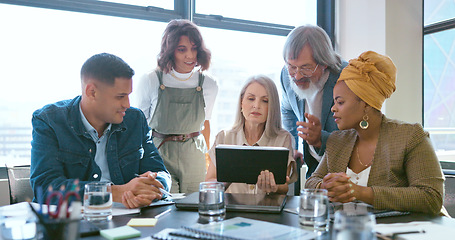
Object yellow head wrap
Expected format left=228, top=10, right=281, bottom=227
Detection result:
left=337, top=51, right=397, bottom=111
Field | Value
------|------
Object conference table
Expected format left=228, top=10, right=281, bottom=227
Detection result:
left=81, top=196, right=455, bottom=240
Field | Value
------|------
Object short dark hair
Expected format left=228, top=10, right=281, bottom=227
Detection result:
left=158, top=19, right=211, bottom=73
left=81, top=53, right=135, bottom=85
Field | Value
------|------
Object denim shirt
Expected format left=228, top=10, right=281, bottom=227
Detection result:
left=30, top=96, right=171, bottom=202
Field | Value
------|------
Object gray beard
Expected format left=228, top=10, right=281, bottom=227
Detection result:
left=289, top=75, right=324, bottom=100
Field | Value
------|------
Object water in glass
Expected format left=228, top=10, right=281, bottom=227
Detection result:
left=198, top=182, right=225, bottom=216
left=84, top=182, right=112, bottom=221
left=299, top=189, right=329, bottom=231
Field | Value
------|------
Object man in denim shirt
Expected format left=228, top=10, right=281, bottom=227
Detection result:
left=31, top=53, right=171, bottom=208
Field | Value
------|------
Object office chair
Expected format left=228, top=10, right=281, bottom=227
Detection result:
left=443, top=170, right=455, bottom=217
left=6, top=164, right=34, bottom=204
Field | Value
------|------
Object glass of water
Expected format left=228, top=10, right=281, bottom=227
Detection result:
left=83, top=181, right=112, bottom=221
left=299, top=189, right=329, bottom=231
left=332, top=211, right=376, bottom=240
left=198, top=182, right=225, bottom=220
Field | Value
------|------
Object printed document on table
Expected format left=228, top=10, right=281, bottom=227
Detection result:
left=112, top=198, right=178, bottom=216
left=375, top=221, right=455, bottom=240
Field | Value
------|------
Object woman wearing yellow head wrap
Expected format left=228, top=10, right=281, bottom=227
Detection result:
left=305, top=51, right=447, bottom=215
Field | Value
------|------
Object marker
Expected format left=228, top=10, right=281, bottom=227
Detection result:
left=154, top=208, right=171, bottom=219
left=134, top=173, right=173, bottom=197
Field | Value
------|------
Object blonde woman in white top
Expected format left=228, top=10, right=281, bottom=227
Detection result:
left=206, top=75, right=296, bottom=194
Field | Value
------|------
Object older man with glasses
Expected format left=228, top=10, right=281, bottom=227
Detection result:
left=280, top=25, right=347, bottom=194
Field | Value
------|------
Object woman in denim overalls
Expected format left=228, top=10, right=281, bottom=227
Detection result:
left=136, top=20, right=218, bottom=193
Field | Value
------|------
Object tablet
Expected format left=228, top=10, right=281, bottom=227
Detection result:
left=215, top=144, right=289, bottom=184
left=175, top=192, right=287, bottom=213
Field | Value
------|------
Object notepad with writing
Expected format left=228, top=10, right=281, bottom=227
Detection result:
left=100, top=226, right=141, bottom=240
left=181, top=217, right=317, bottom=240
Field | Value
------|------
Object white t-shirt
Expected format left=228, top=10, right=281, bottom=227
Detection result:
left=134, top=69, right=218, bottom=125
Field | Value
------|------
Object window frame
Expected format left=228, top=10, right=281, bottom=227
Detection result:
left=0, top=0, right=334, bottom=37
left=423, top=1, right=455, bottom=166
left=0, top=0, right=333, bottom=166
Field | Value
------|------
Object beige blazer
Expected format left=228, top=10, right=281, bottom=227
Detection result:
left=305, top=116, right=446, bottom=215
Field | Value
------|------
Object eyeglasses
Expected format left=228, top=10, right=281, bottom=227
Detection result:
left=286, top=63, right=319, bottom=77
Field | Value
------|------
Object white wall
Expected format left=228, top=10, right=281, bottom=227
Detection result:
left=336, top=0, right=422, bottom=124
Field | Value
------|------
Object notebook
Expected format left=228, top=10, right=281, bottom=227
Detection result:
left=215, top=144, right=289, bottom=184
left=174, top=192, right=287, bottom=213
left=179, top=217, right=317, bottom=240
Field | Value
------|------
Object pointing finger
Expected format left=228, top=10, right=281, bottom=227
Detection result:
left=304, top=113, right=321, bottom=125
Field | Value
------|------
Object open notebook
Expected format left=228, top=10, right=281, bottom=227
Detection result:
left=152, top=217, right=317, bottom=240
left=175, top=192, right=287, bottom=213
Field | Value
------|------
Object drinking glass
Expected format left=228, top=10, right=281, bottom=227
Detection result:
left=299, top=189, right=329, bottom=231
left=198, top=182, right=225, bottom=219
left=332, top=211, right=376, bottom=240
left=83, top=182, right=112, bottom=221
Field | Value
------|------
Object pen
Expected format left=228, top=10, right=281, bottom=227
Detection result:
left=134, top=173, right=173, bottom=197
left=392, top=230, right=425, bottom=240
left=158, top=188, right=173, bottom=197
left=154, top=208, right=171, bottom=219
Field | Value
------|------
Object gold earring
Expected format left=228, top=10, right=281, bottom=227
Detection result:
left=359, top=114, right=369, bottom=130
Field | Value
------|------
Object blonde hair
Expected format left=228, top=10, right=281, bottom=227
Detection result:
left=231, top=75, right=283, bottom=138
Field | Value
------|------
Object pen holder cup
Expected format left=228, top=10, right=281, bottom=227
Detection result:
left=39, top=218, right=80, bottom=240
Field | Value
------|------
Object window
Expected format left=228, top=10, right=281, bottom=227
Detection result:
left=0, top=0, right=317, bottom=165
left=100, top=0, right=172, bottom=9
left=196, top=0, right=315, bottom=26
left=0, top=3, right=167, bottom=165
left=424, top=0, right=455, bottom=25
left=200, top=28, right=291, bottom=135
left=424, top=0, right=455, bottom=164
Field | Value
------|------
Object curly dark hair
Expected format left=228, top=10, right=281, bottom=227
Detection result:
left=158, top=19, right=211, bottom=73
